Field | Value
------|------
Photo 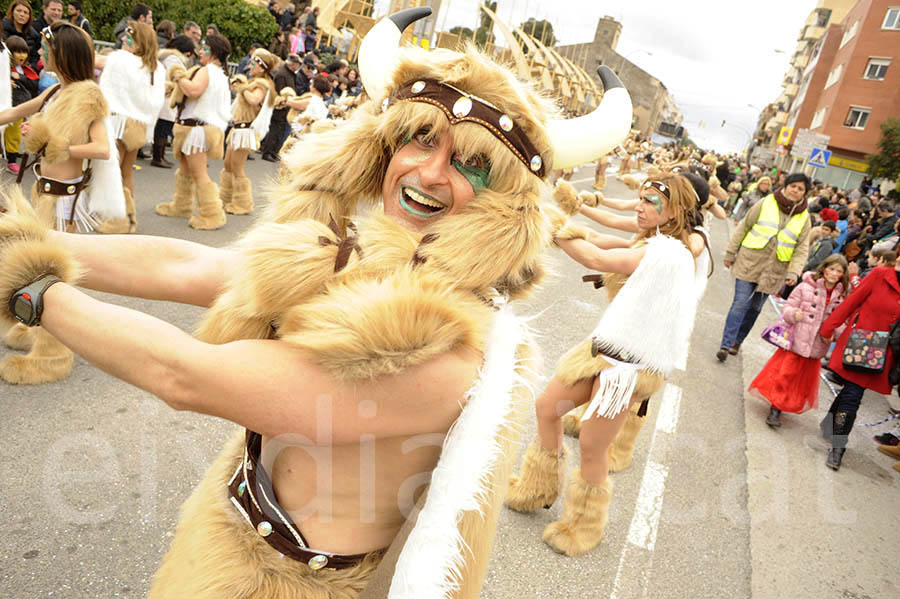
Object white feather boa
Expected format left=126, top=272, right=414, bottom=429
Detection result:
left=388, top=305, right=531, bottom=598
left=583, top=234, right=698, bottom=419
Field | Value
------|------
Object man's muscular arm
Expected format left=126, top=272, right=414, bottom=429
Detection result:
left=46, top=231, right=235, bottom=306
left=40, top=284, right=478, bottom=444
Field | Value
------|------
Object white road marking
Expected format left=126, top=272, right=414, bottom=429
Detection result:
left=610, top=383, right=683, bottom=599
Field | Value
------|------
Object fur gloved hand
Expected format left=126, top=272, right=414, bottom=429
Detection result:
left=24, top=117, right=70, bottom=164
left=0, top=188, right=83, bottom=327
left=578, top=190, right=600, bottom=208
left=167, top=63, right=187, bottom=83
left=553, top=180, right=582, bottom=216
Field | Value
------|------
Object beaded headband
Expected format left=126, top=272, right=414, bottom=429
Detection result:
left=383, top=78, right=546, bottom=178
left=251, top=55, right=270, bottom=73
left=642, top=179, right=670, bottom=199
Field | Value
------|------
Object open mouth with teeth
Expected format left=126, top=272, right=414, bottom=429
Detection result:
left=399, top=185, right=448, bottom=218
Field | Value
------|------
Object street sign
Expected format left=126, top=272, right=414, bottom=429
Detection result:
left=777, top=126, right=793, bottom=145
left=828, top=155, right=868, bottom=172
left=808, top=147, right=832, bottom=168
left=791, top=128, right=830, bottom=160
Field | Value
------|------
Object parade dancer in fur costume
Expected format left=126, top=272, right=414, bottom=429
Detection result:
left=156, top=34, right=231, bottom=230
left=96, top=21, right=166, bottom=233
left=557, top=172, right=713, bottom=471
left=506, top=173, right=705, bottom=557
left=593, top=153, right=609, bottom=191
left=0, top=21, right=116, bottom=385
left=0, top=8, right=632, bottom=597
left=218, top=48, right=277, bottom=215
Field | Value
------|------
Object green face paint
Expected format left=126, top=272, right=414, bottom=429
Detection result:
left=452, top=160, right=490, bottom=192
left=644, top=193, right=664, bottom=214
left=125, top=34, right=134, bottom=47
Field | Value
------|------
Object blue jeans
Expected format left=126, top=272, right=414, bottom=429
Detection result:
left=720, top=279, right=768, bottom=349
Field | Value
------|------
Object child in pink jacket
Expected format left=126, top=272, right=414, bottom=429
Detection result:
left=750, top=254, right=849, bottom=427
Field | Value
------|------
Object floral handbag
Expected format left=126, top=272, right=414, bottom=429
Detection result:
left=761, top=317, right=793, bottom=350
left=842, top=317, right=889, bottom=373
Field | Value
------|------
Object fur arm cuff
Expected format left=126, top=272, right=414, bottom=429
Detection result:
left=0, top=190, right=83, bottom=327
left=42, top=136, right=70, bottom=165
left=277, top=271, right=488, bottom=380
left=555, top=223, right=590, bottom=242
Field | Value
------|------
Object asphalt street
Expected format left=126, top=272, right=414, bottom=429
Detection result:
left=0, top=156, right=897, bottom=599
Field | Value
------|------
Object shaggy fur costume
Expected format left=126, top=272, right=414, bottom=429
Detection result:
left=153, top=44, right=575, bottom=598
left=226, top=76, right=276, bottom=150
left=0, top=189, right=83, bottom=384
left=172, top=122, right=225, bottom=161
left=24, top=81, right=107, bottom=166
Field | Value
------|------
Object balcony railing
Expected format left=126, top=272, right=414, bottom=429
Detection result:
left=802, top=25, right=825, bottom=41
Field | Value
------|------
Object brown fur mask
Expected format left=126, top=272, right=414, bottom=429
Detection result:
left=268, top=46, right=563, bottom=299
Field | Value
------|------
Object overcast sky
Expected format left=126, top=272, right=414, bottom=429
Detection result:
left=373, top=0, right=821, bottom=153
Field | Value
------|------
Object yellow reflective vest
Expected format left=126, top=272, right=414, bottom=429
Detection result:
left=741, top=194, right=808, bottom=262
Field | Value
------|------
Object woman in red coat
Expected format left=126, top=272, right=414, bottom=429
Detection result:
left=819, top=260, right=900, bottom=470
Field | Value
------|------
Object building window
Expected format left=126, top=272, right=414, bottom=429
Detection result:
left=811, top=107, right=827, bottom=129
left=840, top=19, right=859, bottom=47
left=864, top=58, right=891, bottom=80
left=824, top=63, right=843, bottom=88
left=883, top=7, right=900, bottom=29
left=844, top=106, right=871, bottom=129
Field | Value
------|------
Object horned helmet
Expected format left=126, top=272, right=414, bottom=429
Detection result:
left=271, top=8, right=633, bottom=299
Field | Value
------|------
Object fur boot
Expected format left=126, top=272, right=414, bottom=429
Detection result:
left=224, top=176, right=253, bottom=215
left=3, top=323, right=35, bottom=351
left=218, top=170, right=233, bottom=207
left=156, top=169, right=194, bottom=218
left=95, top=187, right=137, bottom=234
left=542, top=469, right=612, bottom=557
left=562, top=404, right=588, bottom=437
left=0, top=327, right=74, bottom=384
left=189, top=181, right=227, bottom=230
left=505, top=440, right=562, bottom=512
left=607, top=404, right=646, bottom=472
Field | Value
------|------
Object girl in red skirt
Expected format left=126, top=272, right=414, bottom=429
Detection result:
left=750, top=254, right=849, bottom=427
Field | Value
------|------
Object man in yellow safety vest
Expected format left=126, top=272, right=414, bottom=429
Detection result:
left=717, top=172, right=812, bottom=362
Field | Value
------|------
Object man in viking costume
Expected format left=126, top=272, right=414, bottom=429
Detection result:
left=0, top=21, right=123, bottom=385
left=506, top=173, right=706, bottom=557
left=95, top=21, right=167, bottom=233
left=218, top=48, right=277, bottom=215
left=0, top=8, right=631, bottom=596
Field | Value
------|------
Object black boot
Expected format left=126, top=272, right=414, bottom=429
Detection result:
left=766, top=407, right=782, bottom=428
left=820, top=400, right=838, bottom=440
left=150, top=139, right=172, bottom=169
left=826, top=411, right=856, bottom=471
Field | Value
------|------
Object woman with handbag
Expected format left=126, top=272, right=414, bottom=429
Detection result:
left=819, top=251, right=900, bottom=470
left=750, top=255, right=849, bottom=428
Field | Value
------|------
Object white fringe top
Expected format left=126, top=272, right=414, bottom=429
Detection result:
left=181, top=63, right=231, bottom=132
left=99, top=50, right=167, bottom=142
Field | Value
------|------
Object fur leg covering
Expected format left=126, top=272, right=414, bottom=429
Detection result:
left=225, top=176, right=254, bottom=215
left=542, top=469, right=612, bottom=557
left=0, top=326, right=74, bottom=384
left=94, top=188, right=137, bottom=234
left=156, top=169, right=194, bottom=218
left=189, top=182, right=227, bottom=230
left=607, top=404, right=646, bottom=473
left=505, top=440, right=562, bottom=512
left=149, top=431, right=382, bottom=599
left=562, top=404, right=589, bottom=438
left=218, top=170, right=233, bottom=207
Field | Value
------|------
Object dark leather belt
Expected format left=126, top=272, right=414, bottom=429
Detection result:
left=35, top=165, right=93, bottom=224
left=176, top=118, right=206, bottom=127
left=227, top=430, right=373, bottom=570
left=232, top=121, right=252, bottom=129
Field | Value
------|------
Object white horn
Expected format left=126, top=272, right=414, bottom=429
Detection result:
left=359, top=7, right=433, bottom=101
left=548, top=67, right=633, bottom=170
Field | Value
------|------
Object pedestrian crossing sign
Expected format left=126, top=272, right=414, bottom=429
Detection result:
left=808, top=147, right=832, bottom=168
